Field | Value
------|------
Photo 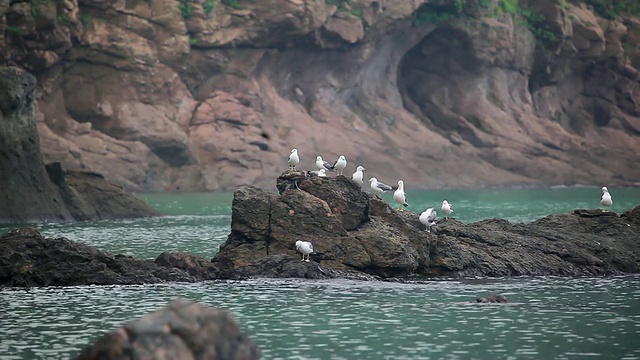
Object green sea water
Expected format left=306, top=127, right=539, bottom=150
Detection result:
left=1, top=187, right=640, bottom=359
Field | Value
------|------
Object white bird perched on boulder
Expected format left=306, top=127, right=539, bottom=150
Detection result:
left=308, top=169, right=327, bottom=177
left=419, top=208, right=437, bottom=232
left=295, top=240, right=313, bottom=262
left=393, top=180, right=409, bottom=210
left=441, top=200, right=453, bottom=219
left=351, top=165, right=366, bottom=185
left=332, top=155, right=347, bottom=175
left=600, top=186, right=613, bottom=211
left=288, top=148, right=299, bottom=169
left=368, top=177, right=394, bottom=196
left=316, top=156, right=334, bottom=172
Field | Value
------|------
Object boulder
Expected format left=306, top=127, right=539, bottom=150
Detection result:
left=0, top=228, right=215, bottom=287
left=212, top=171, right=640, bottom=279
left=76, top=298, right=260, bottom=360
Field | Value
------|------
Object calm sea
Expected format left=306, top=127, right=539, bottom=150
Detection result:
left=1, top=187, right=640, bottom=359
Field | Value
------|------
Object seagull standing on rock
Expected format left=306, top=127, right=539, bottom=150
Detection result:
left=393, top=180, right=409, bottom=210
left=333, top=155, right=347, bottom=176
left=419, top=208, right=437, bottom=232
left=352, top=166, right=366, bottom=185
left=288, top=149, right=299, bottom=169
left=600, top=186, right=613, bottom=211
left=295, top=240, right=313, bottom=262
left=441, top=200, right=453, bottom=219
left=368, top=177, right=394, bottom=196
left=316, top=156, right=334, bottom=172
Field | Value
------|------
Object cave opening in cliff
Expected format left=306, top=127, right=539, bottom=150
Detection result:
left=396, top=24, right=478, bottom=133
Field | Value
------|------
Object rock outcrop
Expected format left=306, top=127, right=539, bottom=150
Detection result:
left=77, top=298, right=260, bottom=360
left=1, top=0, right=639, bottom=191
left=0, top=65, right=159, bottom=223
left=211, top=171, right=640, bottom=279
left=0, top=227, right=216, bottom=287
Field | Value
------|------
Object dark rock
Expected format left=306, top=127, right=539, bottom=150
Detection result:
left=276, top=169, right=308, bottom=195
left=0, top=66, right=73, bottom=223
left=212, top=170, right=640, bottom=280
left=76, top=298, right=260, bottom=360
left=477, top=295, right=509, bottom=303
left=0, top=65, right=159, bottom=224
left=155, top=252, right=217, bottom=280
left=0, top=228, right=215, bottom=287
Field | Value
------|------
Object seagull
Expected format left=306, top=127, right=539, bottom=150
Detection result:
left=600, top=186, right=613, bottom=211
left=419, top=208, right=437, bottom=232
left=393, top=180, right=409, bottom=210
left=333, top=155, right=347, bottom=175
left=351, top=165, right=366, bottom=185
left=368, top=177, right=394, bottom=196
left=316, top=156, right=334, bottom=172
left=307, top=169, right=327, bottom=177
left=288, top=149, right=299, bottom=169
left=295, top=240, right=313, bottom=262
left=441, top=200, right=453, bottom=219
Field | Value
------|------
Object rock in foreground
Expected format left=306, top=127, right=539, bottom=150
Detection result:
left=0, top=228, right=216, bottom=287
left=76, top=298, right=260, bottom=360
left=211, top=171, right=640, bottom=279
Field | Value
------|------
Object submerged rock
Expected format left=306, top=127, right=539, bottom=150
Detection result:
left=0, top=228, right=216, bottom=287
left=76, top=298, right=260, bottom=360
left=477, top=295, right=509, bottom=303
left=211, top=172, right=640, bottom=279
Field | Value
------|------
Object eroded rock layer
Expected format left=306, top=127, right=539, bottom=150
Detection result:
left=1, top=0, right=638, bottom=191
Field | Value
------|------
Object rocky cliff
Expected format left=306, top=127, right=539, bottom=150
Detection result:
left=0, top=66, right=159, bottom=223
left=1, top=0, right=639, bottom=191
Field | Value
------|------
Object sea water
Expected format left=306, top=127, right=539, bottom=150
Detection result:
left=1, top=187, right=639, bottom=359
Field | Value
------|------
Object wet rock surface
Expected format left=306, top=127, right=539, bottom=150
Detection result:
left=0, top=228, right=215, bottom=287
left=211, top=172, right=640, bottom=279
left=76, top=298, right=260, bottom=360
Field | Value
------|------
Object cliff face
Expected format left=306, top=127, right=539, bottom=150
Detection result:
left=1, top=0, right=639, bottom=191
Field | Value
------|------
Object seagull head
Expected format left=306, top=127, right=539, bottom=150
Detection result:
left=602, top=186, right=609, bottom=193
left=339, top=155, right=346, bottom=161
left=356, top=165, right=365, bottom=172
left=398, top=180, right=404, bottom=188
left=291, top=148, right=297, bottom=154
left=369, top=177, right=377, bottom=184
left=316, top=155, right=322, bottom=161
left=442, top=200, right=449, bottom=205
left=319, top=169, right=326, bottom=175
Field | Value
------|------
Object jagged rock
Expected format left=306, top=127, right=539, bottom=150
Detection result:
left=76, top=298, right=260, bottom=360
left=212, top=171, right=640, bottom=279
left=0, top=228, right=214, bottom=287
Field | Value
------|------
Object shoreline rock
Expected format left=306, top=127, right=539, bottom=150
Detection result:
left=77, top=298, right=260, bottom=360
left=0, top=228, right=215, bottom=287
left=211, top=171, right=640, bottom=279
left=0, top=66, right=160, bottom=224
left=2, top=173, right=639, bottom=287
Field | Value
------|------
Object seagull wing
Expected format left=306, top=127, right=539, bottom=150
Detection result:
left=323, top=160, right=335, bottom=171
left=376, top=181, right=394, bottom=192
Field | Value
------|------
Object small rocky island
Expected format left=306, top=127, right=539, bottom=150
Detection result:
left=2, top=171, right=640, bottom=287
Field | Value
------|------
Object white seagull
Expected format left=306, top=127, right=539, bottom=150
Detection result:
left=368, top=177, right=394, bottom=196
left=419, top=208, right=437, bottom=232
left=333, top=155, right=347, bottom=175
left=295, top=240, right=313, bottom=262
left=351, top=165, right=366, bottom=185
left=393, top=180, right=409, bottom=210
left=600, top=186, right=613, bottom=211
left=307, top=169, right=327, bottom=177
left=316, top=156, right=334, bottom=172
left=288, top=148, right=299, bottom=169
left=441, top=200, right=453, bottom=219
